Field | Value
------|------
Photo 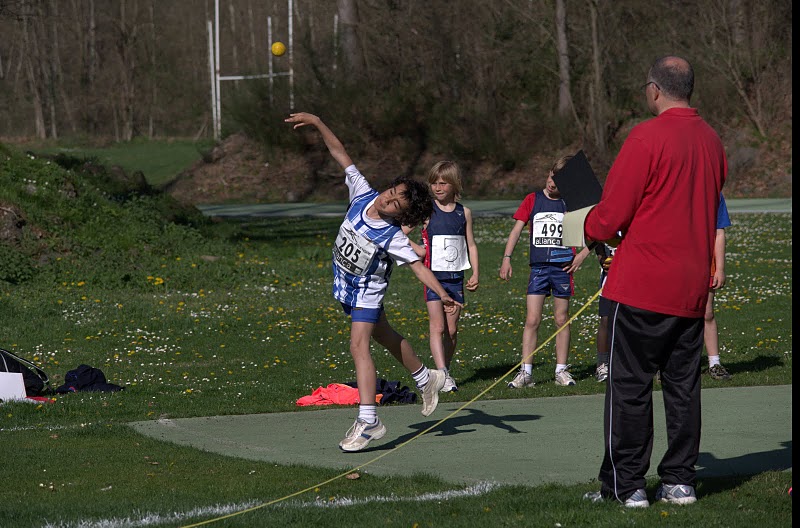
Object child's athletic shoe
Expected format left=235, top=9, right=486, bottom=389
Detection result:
left=508, top=369, right=534, bottom=389
left=555, top=366, right=576, bottom=386
left=583, top=490, right=604, bottom=503
left=655, top=483, right=697, bottom=505
left=441, top=374, right=458, bottom=392
left=420, top=369, right=445, bottom=416
left=338, top=418, right=386, bottom=452
left=708, top=364, right=732, bottom=380
left=595, top=363, right=609, bottom=382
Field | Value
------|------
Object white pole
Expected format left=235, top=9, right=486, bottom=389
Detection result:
left=214, top=0, right=221, bottom=139
left=288, top=0, right=294, bottom=110
left=207, top=20, right=218, bottom=140
left=268, top=16, right=274, bottom=106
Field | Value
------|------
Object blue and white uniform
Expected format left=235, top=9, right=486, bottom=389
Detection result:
left=332, top=165, right=419, bottom=311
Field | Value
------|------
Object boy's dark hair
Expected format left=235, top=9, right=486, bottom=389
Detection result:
left=389, top=175, right=433, bottom=227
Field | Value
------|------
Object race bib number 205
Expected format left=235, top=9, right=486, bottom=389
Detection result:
left=333, top=222, right=378, bottom=276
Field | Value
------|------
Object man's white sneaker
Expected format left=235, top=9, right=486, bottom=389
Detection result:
left=655, top=483, right=697, bottom=505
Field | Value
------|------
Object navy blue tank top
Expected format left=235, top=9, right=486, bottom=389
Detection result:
left=422, top=202, right=467, bottom=281
left=528, top=191, right=574, bottom=264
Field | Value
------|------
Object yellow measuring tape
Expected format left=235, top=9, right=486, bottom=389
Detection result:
left=181, top=287, right=604, bottom=527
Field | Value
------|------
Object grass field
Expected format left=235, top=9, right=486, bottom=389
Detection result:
left=0, top=209, right=792, bottom=527
left=22, top=138, right=210, bottom=187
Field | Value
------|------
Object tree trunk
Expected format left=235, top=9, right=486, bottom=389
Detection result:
left=588, top=0, right=606, bottom=154
left=247, top=0, right=256, bottom=70
left=116, top=0, right=138, bottom=141
left=88, top=0, right=97, bottom=84
left=555, top=0, right=574, bottom=119
left=21, top=2, right=45, bottom=138
left=148, top=0, right=156, bottom=138
left=336, top=0, right=364, bottom=78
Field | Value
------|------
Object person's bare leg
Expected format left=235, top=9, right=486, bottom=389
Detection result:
left=443, top=305, right=461, bottom=368
left=704, top=291, right=720, bottom=358
left=553, top=296, right=571, bottom=365
left=522, top=295, right=546, bottom=364
left=426, top=300, right=447, bottom=370
left=371, top=311, right=423, bottom=373
left=350, top=321, right=378, bottom=405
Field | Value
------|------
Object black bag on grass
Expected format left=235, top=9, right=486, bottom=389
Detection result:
left=55, top=364, right=124, bottom=393
left=0, top=348, right=51, bottom=396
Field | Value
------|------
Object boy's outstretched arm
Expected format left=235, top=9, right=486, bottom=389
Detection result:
left=407, top=260, right=463, bottom=313
left=285, top=112, right=353, bottom=169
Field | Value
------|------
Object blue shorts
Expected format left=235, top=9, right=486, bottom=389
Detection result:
left=340, top=303, right=383, bottom=323
left=599, top=296, right=613, bottom=317
left=425, top=277, right=465, bottom=304
left=527, top=263, right=574, bottom=298
left=598, top=271, right=612, bottom=316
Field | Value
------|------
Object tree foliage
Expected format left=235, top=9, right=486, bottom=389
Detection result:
left=0, top=0, right=791, bottom=169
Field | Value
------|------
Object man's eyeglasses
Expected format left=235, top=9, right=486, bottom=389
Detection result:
left=641, top=81, right=660, bottom=93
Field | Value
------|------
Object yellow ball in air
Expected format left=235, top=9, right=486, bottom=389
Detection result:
left=271, top=41, right=286, bottom=57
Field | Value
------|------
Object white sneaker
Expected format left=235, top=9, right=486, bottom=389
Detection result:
left=555, top=366, right=576, bottom=386
left=338, top=418, right=387, bottom=452
left=655, top=483, right=697, bottom=505
left=420, top=369, right=445, bottom=416
left=595, top=363, right=609, bottom=382
left=624, top=488, right=650, bottom=508
left=508, top=369, right=534, bottom=388
left=441, top=374, right=458, bottom=392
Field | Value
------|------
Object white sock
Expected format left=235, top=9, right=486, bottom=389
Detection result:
left=708, top=355, right=721, bottom=367
left=556, top=363, right=567, bottom=374
left=412, top=365, right=430, bottom=389
left=358, top=404, right=377, bottom=423
left=522, top=363, right=533, bottom=375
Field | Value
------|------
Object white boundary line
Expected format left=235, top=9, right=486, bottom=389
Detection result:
left=40, top=482, right=500, bottom=528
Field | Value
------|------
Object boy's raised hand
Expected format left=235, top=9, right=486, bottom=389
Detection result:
left=285, top=112, right=320, bottom=129
left=286, top=112, right=353, bottom=169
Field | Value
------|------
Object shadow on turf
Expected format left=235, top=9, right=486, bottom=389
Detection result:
left=721, top=354, right=783, bottom=376
left=370, top=408, right=542, bottom=451
left=697, top=440, right=792, bottom=481
left=539, top=354, right=784, bottom=384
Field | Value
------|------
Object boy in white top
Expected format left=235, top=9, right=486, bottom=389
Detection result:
left=286, top=112, right=462, bottom=452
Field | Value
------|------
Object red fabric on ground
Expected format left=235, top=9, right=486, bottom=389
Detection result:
left=296, top=383, right=381, bottom=406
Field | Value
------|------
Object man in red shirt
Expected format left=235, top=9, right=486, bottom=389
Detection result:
left=582, top=56, right=727, bottom=507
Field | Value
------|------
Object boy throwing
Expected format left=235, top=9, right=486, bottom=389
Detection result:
left=286, top=112, right=461, bottom=452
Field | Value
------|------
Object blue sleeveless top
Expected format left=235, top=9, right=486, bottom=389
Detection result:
left=528, top=191, right=574, bottom=265
left=422, top=202, right=467, bottom=281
